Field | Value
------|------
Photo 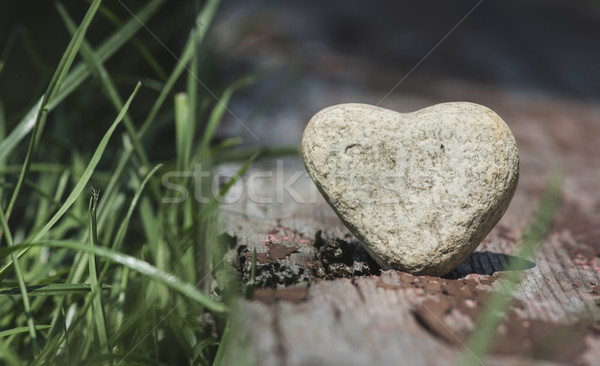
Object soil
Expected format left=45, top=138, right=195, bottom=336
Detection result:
left=237, top=229, right=381, bottom=289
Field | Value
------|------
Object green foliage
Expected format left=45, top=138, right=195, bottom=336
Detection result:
left=0, top=0, right=257, bottom=364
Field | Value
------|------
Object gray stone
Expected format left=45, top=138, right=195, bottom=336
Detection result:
left=301, top=102, right=519, bottom=276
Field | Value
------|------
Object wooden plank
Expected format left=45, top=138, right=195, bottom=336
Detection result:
left=218, top=91, right=600, bottom=366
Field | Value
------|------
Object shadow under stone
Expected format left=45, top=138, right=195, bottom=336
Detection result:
left=315, top=237, right=382, bottom=279
left=444, top=251, right=535, bottom=279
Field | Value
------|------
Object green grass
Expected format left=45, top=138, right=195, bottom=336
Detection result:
left=457, top=174, right=562, bottom=366
left=0, top=1, right=257, bottom=364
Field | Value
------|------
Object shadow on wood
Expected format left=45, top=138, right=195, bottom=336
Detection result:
left=445, top=251, right=535, bottom=279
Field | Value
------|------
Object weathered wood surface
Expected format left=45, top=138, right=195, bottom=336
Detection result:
left=217, top=90, right=600, bottom=366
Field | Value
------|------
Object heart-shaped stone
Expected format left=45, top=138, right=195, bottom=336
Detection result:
left=302, top=102, right=519, bottom=276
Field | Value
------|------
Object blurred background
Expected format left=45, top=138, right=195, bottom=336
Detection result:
left=5, top=0, right=598, bottom=205
left=212, top=0, right=600, bottom=145
left=3, top=0, right=600, bottom=144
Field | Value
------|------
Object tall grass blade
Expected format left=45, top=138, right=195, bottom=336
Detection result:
left=175, top=93, right=193, bottom=171
left=138, top=0, right=222, bottom=138
left=32, top=83, right=139, bottom=242
left=88, top=194, right=110, bottom=355
left=211, top=319, right=230, bottom=366
left=112, top=164, right=162, bottom=252
left=58, top=3, right=153, bottom=173
left=50, top=0, right=165, bottom=109
left=0, top=326, right=51, bottom=338
left=0, top=203, right=38, bottom=352
left=195, top=76, right=254, bottom=160
left=5, top=0, right=103, bottom=226
left=0, top=83, right=140, bottom=279
left=0, top=98, right=42, bottom=164
left=97, top=164, right=162, bottom=283
left=0, top=283, right=106, bottom=296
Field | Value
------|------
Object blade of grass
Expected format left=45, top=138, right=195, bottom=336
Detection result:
left=0, top=240, right=228, bottom=314
left=88, top=193, right=110, bottom=355
left=95, top=0, right=223, bottom=240
left=50, top=0, right=165, bottom=109
left=96, top=136, right=133, bottom=231
left=0, top=163, right=72, bottom=175
left=98, top=164, right=162, bottom=283
left=137, top=0, right=221, bottom=138
left=58, top=3, right=156, bottom=196
left=0, top=83, right=140, bottom=279
left=100, top=0, right=224, bottom=237
left=210, top=137, right=243, bottom=153
left=194, top=76, right=255, bottom=161
left=114, top=266, right=128, bottom=331
left=457, top=174, right=562, bottom=366
left=184, top=37, right=199, bottom=168
left=0, top=98, right=42, bottom=164
left=38, top=280, right=111, bottom=365
left=0, top=100, right=6, bottom=202
left=33, top=82, right=139, bottom=242
left=4, top=0, right=103, bottom=230
left=175, top=93, right=193, bottom=171
left=171, top=93, right=193, bottom=229
left=211, top=319, right=229, bottom=366
left=173, top=76, right=256, bottom=228
left=112, top=164, right=162, bottom=252
left=0, top=203, right=38, bottom=353
left=0, top=283, right=107, bottom=296
left=0, top=326, right=51, bottom=338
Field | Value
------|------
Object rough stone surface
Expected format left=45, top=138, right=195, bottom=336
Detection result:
left=301, top=102, right=519, bottom=276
